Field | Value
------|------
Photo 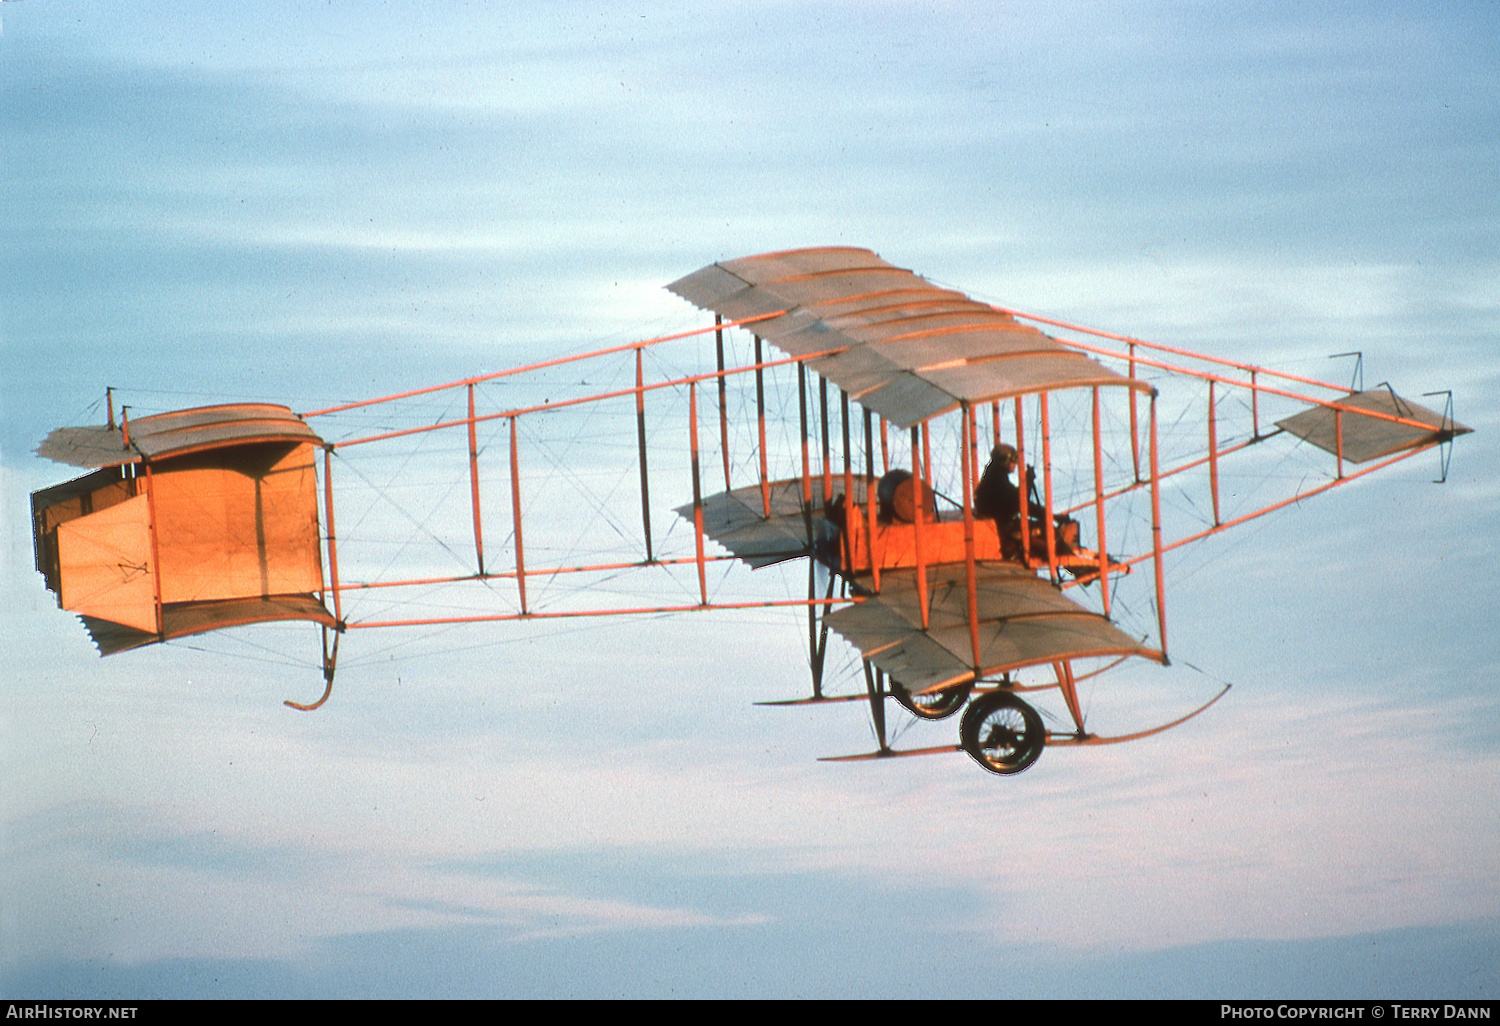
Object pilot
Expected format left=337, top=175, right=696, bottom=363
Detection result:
left=974, top=443, right=1021, bottom=522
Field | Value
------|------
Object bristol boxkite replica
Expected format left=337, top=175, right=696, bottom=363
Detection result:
left=31, top=247, right=1470, bottom=774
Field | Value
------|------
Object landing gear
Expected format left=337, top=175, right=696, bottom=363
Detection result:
left=891, top=679, right=972, bottom=720
left=960, top=691, right=1045, bottom=775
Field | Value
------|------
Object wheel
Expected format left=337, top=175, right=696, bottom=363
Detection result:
left=891, top=679, right=972, bottom=720
left=959, top=691, right=1045, bottom=775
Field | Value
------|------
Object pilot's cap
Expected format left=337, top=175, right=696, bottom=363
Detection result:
left=990, top=443, right=1018, bottom=464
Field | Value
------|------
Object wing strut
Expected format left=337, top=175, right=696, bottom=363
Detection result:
left=1055, top=660, right=1086, bottom=735
left=865, top=659, right=890, bottom=754
left=808, top=558, right=837, bottom=699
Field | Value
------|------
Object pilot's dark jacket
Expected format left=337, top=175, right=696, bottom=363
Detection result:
left=974, top=456, right=1019, bottom=521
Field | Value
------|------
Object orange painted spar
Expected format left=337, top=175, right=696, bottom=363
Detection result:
left=842, top=390, right=855, bottom=577
left=300, top=310, right=788, bottom=419
left=334, top=553, right=745, bottom=593
left=634, top=345, right=653, bottom=561
left=797, top=362, right=812, bottom=512
left=1013, top=395, right=1029, bottom=569
left=346, top=594, right=866, bottom=631
left=1207, top=379, right=1221, bottom=525
left=910, top=425, right=929, bottom=629
left=754, top=335, right=771, bottom=518
left=863, top=456, right=881, bottom=593
left=1128, top=343, right=1141, bottom=480
left=466, top=383, right=485, bottom=574
left=1058, top=433, right=1262, bottom=520
left=1112, top=439, right=1437, bottom=576
left=1336, top=408, right=1345, bottom=478
left=959, top=405, right=981, bottom=672
left=1251, top=369, right=1261, bottom=437
left=1001, top=305, right=1352, bottom=397
left=509, top=416, right=526, bottom=615
left=1012, top=320, right=1442, bottom=437
left=820, top=377, right=832, bottom=506
left=716, top=314, right=731, bottom=492
left=322, top=345, right=848, bottom=453
left=1091, top=386, right=1110, bottom=616
left=689, top=381, right=707, bottom=605
left=1040, top=392, right=1059, bottom=583
left=1149, top=393, right=1167, bottom=657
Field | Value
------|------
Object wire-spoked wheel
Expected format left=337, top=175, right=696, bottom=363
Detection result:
left=959, top=691, right=1045, bottom=775
left=890, top=679, right=972, bottom=720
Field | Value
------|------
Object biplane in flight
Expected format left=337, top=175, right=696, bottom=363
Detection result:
left=31, top=247, right=1470, bottom=775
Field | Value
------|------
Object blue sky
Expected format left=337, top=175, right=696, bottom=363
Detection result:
left=3, top=0, right=1499, bottom=999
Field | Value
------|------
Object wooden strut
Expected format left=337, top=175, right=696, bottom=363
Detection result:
left=510, top=417, right=527, bottom=615
left=755, top=336, right=770, bottom=519
left=1150, top=392, right=1168, bottom=659
left=1014, top=396, right=1029, bottom=569
left=1054, top=660, right=1087, bottom=736
left=1040, top=392, right=1059, bottom=584
left=1092, top=387, right=1110, bottom=616
left=863, top=409, right=880, bottom=593
left=1128, top=343, right=1141, bottom=482
left=798, top=361, right=812, bottom=543
left=807, top=558, right=836, bottom=699
left=636, top=346, right=654, bottom=561
left=959, top=405, right=981, bottom=674
left=716, top=314, right=731, bottom=492
left=911, top=425, right=929, bottom=630
left=1207, top=379, right=1221, bottom=525
left=841, top=391, right=854, bottom=568
left=1336, top=407, right=1345, bottom=479
left=969, top=405, right=980, bottom=501
left=864, top=660, right=890, bottom=754
left=689, top=382, right=708, bottom=606
left=820, top=375, right=832, bottom=507
left=467, top=383, right=485, bottom=575
left=1251, top=369, right=1261, bottom=438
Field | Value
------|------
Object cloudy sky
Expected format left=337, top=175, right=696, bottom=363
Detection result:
left=3, top=0, right=1498, bottom=999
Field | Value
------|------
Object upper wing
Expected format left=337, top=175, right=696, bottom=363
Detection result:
left=824, top=564, right=1162, bottom=694
left=669, top=247, right=1149, bottom=429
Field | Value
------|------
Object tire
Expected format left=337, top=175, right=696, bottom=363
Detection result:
left=959, top=691, right=1045, bottom=775
left=891, top=679, right=972, bottom=720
